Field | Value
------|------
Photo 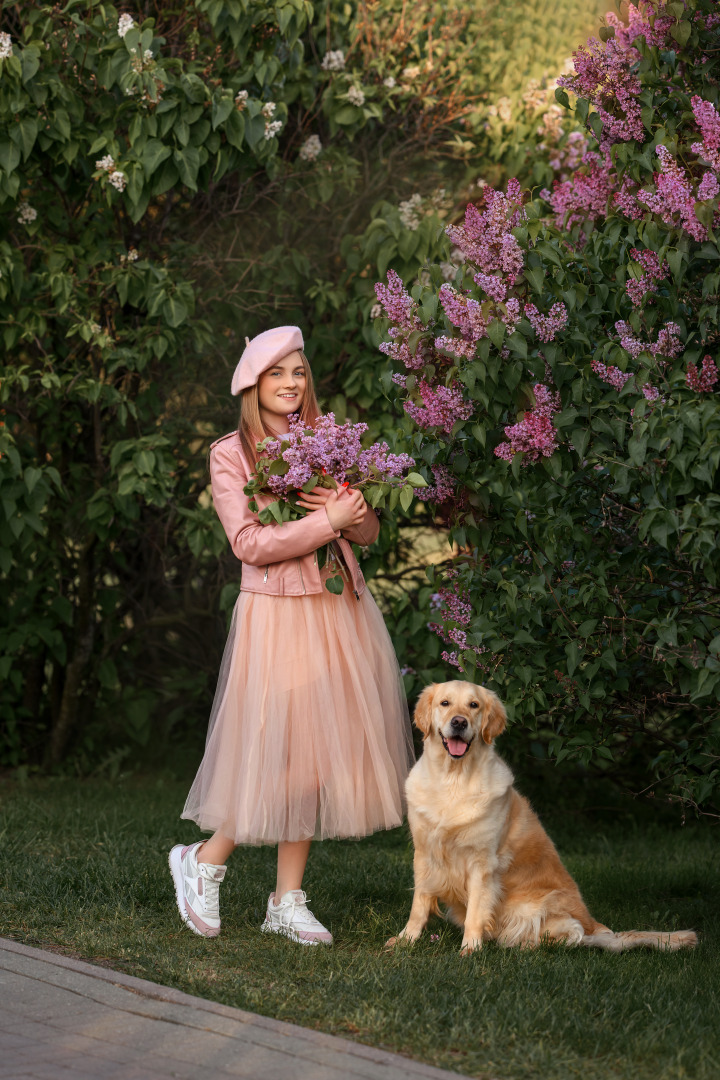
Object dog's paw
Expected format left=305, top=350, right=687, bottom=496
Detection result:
left=459, top=941, right=483, bottom=957
left=384, top=933, right=415, bottom=951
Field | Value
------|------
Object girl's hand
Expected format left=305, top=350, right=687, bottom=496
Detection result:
left=297, top=485, right=366, bottom=531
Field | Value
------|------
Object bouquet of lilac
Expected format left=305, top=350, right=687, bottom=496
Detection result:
left=244, top=413, right=425, bottom=528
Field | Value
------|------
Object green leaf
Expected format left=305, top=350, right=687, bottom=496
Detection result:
left=225, top=109, right=245, bottom=150
left=173, top=145, right=200, bottom=190
left=162, top=295, right=188, bottom=327
left=142, top=138, right=172, bottom=177
left=325, top=574, right=345, bottom=594
left=0, top=140, right=21, bottom=174
left=406, top=472, right=427, bottom=487
left=670, top=20, right=691, bottom=46
left=399, top=484, right=414, bottom=512
left=212, top=96, right=234, bottom=130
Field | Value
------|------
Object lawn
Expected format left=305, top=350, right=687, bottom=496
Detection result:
left=0, top=775, right=717, bottom=1080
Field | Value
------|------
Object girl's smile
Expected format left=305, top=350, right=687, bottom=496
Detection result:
left=258, top=350, right=306, bottom=431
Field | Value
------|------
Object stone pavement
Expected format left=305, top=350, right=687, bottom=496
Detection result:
left=0, top=938, right=472, bottom=1080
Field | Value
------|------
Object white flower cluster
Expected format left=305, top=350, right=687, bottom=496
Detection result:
left=117, top=13, right=135, bottom=38
left=130, top=46, right=154, bottom=73
left=17, top=201, right=37, bottom=225
left=298, top=134, right=322, bottom=162
left=264, top=120, right=282, bottom=141
left=90, top=322, right=103, bottom=335
left=398, top=192, right=423, bottom=230
left=346, top=85, right=365, bottom=107
left=120, top=247, right=139, bottom=264
left=370, top=302, right=383, bottom=319
left=402, top=65, right=421, bottom=80
left=487, top=96, right=513, bottom=124
left=321, top=49, right=345, bottom=71
left=261, top=101, right=276, bottom=119
left=95, top=154, right=127, bottom=192
left=383, top=76, right=396, bottom=89
left=439, top=262, right=456, bottom=281
left=0, top=32, right=12, bottom=60
left=235, top=89, right=248, bottom=109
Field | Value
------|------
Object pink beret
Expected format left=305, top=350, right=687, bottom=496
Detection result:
left=231, top=325, right=304, bottom=395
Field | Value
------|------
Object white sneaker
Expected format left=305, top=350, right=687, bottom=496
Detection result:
left=260, top=890, right=333, bottom=945
left=169, top=842, right=226, bottom=938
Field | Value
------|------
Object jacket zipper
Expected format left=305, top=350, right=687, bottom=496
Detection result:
left=297, top=557, right=306, bottom=594
left=264, top=566, right=269, bottom=584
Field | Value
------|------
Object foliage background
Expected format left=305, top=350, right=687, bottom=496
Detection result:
left=7, top=0, right=718, bottom=825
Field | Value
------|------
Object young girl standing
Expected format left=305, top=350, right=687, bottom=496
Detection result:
left=170, top=326, right=414, bottom=945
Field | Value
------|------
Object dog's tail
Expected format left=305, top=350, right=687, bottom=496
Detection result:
left=582, top=925, right=697, bottom=952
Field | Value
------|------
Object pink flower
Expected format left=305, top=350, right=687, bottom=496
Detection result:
left=558, top=37, right=645, bottom=152
left=637, top=146, right=709, bottom=242
left=494, top=384, right=561, bottom=464
left=524, top=301, right=568, bottom=342
left=416, top=464, right=455, bottom=503
left=446, top=184, right=525, bottom=286
left=686, top=355, right=719, bottom=392
left=615, top=319, right=683, bottom=360
left=404, top=381, right=473, bottom=435
left=625, top=247, right=668, bottom=306
left=542, top=153, right=613, bottom=230
left=641, top=383, right=663, bottom=404
left=591, top=359, right=632, bottom=390
left=691, top=96, right=720, bottom=172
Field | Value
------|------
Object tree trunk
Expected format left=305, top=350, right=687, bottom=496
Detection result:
left=47, top=538, right=97, bottom=767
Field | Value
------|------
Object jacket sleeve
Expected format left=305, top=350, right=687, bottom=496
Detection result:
left=210, top=441, right=341, bottom=566
left=341, top=501, right=381, bottom=547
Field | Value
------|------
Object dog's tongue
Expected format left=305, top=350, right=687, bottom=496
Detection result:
left=447, top=738, right=469, bottom=757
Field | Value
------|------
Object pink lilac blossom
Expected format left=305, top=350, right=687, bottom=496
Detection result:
left=686, top=355, right=719, bottom=392
left=614, top=176, right=644, bottom=219
left=641, top=384, right=663, bottom=404
left=445, top=184, right=525, bottom=286
left=416, top=464, right=455, bottom=502
left=404, top=380, right=473, bottom=435
left=558, top=37, right=645, bottom=152
left=502, top=297, right=522, bottom=331
left=474, top=272, right=507, bottom=302
left=375, top=269, right=425, bottom=370
left=541, top=153, right=613, bottom=229
left=261, top=413, right=414, bottom=494
left=625, top=247, right=668, bottom=306
left=690, top=96, right=720, bottom=172
left=615, top=319, right=683, bottom=360
left=591, top=359, right=633, bottom=390
left=605, top=2, right=674, bottom=56
left=494, top=384, right=561, bottom=464
left=637, top=145, right=708, bottom=242
left=697, top=172, right=720, bottom=201
left=524, top=301, right=568, bottom=342
left=438, top=285, right=489, bottom=351
left=547, top=130, right=588, bottom=177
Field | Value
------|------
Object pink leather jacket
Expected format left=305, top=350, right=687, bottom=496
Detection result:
left=209, top=431, right=380, bottom=597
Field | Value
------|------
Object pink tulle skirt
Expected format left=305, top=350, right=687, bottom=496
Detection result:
left=181, top=586, right=415, bottom=845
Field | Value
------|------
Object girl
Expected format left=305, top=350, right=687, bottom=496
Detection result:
left=170, top=325, right=414, bottom=945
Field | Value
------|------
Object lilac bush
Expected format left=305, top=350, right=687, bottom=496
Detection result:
left=375, top=0, right=720, bottom=817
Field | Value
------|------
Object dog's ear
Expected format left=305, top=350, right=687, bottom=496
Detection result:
left=481, top=689, right=506, bottom=744
left=414, top=684, right=437, bottom=737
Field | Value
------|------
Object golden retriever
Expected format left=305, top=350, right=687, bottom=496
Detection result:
left=387, top=681, right=697, bottom=955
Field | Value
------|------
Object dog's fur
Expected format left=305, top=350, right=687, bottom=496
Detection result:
left=387, top=681, right=697, bottom=955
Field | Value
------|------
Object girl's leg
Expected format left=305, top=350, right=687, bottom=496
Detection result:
left=197, top=829, right=236, bottom=866
left=276, top=838, right=311, bottom=897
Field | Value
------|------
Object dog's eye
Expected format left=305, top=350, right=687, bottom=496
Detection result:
left=470, top=701, right=478, bottom=708
left=440, top=700, right=449, bottom=707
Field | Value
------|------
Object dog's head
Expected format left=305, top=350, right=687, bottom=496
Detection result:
left=413, top=681, right=506, bottom=760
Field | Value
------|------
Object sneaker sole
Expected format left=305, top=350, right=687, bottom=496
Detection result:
left=168, top=845, right=220, bottom=939
left=260, top=919, right=331, bottom=946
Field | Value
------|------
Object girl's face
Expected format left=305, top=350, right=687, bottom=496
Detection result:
left=257, top=351, right=306, bottom=429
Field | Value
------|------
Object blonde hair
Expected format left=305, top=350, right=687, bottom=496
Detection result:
left=238, top=349, right=320, bottom=462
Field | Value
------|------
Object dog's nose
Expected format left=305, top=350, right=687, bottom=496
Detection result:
left=450, top=716, right=468, bottom=731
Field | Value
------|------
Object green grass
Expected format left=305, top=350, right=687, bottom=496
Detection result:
left=0, top=776, right=717, bottom=1080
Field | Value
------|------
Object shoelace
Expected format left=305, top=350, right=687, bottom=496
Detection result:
left=200, top=875, right=221, bottom=918
left=276, top=892, right=320, bottom=930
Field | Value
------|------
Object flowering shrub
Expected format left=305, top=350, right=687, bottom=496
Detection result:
left=375, top=0, right=720, bottom=816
